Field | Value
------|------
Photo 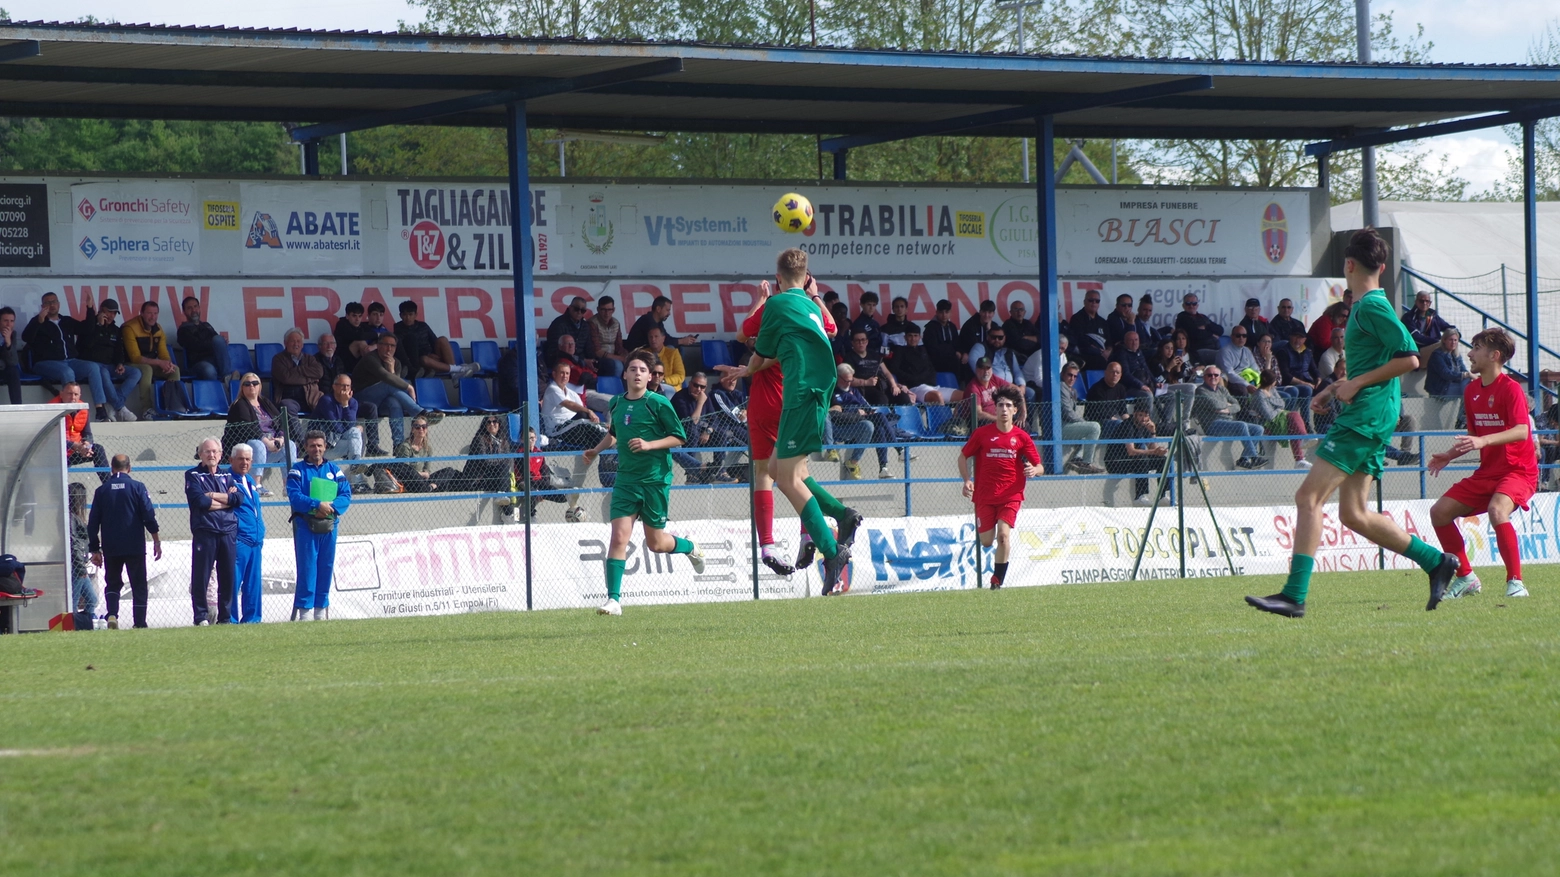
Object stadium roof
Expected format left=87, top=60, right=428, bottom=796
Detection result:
left=2, top=21, right=1560, bottom=140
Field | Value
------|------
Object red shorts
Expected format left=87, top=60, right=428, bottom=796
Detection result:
left=1444, top=469, right=1537, bottom=516
left=975, top=499, right=1022, bottom=533
left=750, top=401, right=780, bottom=461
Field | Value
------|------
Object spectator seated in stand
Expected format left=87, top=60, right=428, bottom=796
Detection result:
left=885, top=325, right=945, bottom=404
left=1110, top=330, right=1156, bottom=394
left=1308, top=301, right=1349, bottom=356
left=1067, top=291, right=1110, bottom=369
left=841, top=329, right=911, bottom=406
left=1193, top=366, right=1267, bottom=469
left=1103, top=293, right=1138, bottom=354
left=644, top=327, right=686, bottom=391
left=225, top=372, right=300, bottom=496
left=314, top=332, right=383, bottom=455
left=851, top=291, right=884, bottom=352
left=1268, top=298, right=1306, bottom=351
left=958, top=300, right=1001, bottom=364
left=672, top=371, right=743, bottom=484
left=880, top=296, right=916, bottom=350
left=625, top=294, right=700, bottom=353
left=1002, top=299, right=1040, bottom=358
left=353, top=334, right=445, bottom=450
left=830, top=363, right=893, bottom=480
left=0, top=306, right=21, bottom=405
left=922, top=298, right=964, bottom=381
left=1403, top=290, right=1454, bottom=363
left=957, top=357, right=1024, bottom=430
left=587, top=295, right=629, bottom=379
left=1318, top=327, right=1347, bottom=378
left=461, top=414, right=514, bottom=493
left=273, top=328, right=326, bottom=415
left=54, top=382, right=109, bottom=483
left=1216, top=325, right=1261, bottom=397
left=1237, top=297, right=1272, bottom=347
left=75, top=299, right=142, bottom=423
left=332, top=302, right=378, bottom=374
left=1174, top=293, right=1224, bottom=364
left=310, top=374, right=366, bottom=466
left=1085, top=361, right=1141, bottom=426
left=1251, top=369, right=1311, bottom=469
left=968, top=326, right=1033, bottom=405
left=121, top=299, right=188, bottom=415
left=177, top=295, right=233, bottom=382
left=1105, top=404, right=1170, bottom=506
left=1426, top=327, right=1471, bottom=398
left=396, top=300, right=480, bottom=380
left=379, top=415, right=461, bottom=494
left=1057, top=362, right=1105, bottom=474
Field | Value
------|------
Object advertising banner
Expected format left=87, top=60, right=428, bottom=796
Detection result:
left=0, top=183, right=49, bottom=268
left=127, top=492, right=1559, bottom=628
left=70, top=181, right=198, bottom=274
left=388, top=183, right=530, bottom=275
left=239, top=183, right=364, bottom=274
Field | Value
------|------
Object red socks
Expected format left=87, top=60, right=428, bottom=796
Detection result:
left=753, top=489, right=774, bottom=546
left=1433, top=523, right=1472, bottom=577
left=1495, top=521, right=1522, bottom=582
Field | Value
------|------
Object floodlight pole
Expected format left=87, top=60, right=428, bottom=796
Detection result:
left=507, top=100, right=538, bottom=610
left=1356, top=0, right=1378, bottom=229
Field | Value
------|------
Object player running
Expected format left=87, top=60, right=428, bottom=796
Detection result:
left=736, top=270, right=853, bottom=577
left=1246, top=229, right=1457, bottom=618
left=1429, top=328, right=1538, bottom=599
left=958, top=386, right=1043, bottom=589
left=750, top=248, right=856, bottom=595
left=581, top=350, right=705, bottom=616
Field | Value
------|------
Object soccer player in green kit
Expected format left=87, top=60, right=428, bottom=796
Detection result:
left=582, top=350, right=705, bottom=616
left=750, top=248, right=855, bottom=595
left=1246, top=229, right=1457, bottom=618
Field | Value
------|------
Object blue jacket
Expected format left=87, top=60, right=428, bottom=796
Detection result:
left=287, top=457, right=352, bottom=523
left=87, top=472, right=160, bottom=556
left=185, top=465, right=238, bottom=535
left=310, top=395, right=359, bottom=441
left=1427, top=348, right=1469, bottom=397
left=231, top=471, right=266, bottom=546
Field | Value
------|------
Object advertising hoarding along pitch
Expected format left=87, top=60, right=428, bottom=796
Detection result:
left=70, top=181, right=199, bottom=274
left=0, top=183, right=49, bottom=268
left=240, top=183, right=365, bottom=275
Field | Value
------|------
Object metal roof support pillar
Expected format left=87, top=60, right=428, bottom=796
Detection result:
left=833, top=150, right=848, bottom=181
left=1523, top=119, right=1541, bottom=402
left=1317, top=154, right=1329, bottom=192
left=1035, top=115, right=1063, bottom=473
left=302, top=139, right=320, bottom=176
left=507, top=100, right=537, bottom=610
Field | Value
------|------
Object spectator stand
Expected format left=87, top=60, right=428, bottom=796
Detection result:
left=0, top=404, right=81, bottom=632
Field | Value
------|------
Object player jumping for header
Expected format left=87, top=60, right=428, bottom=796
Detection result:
left=1429, top=328, right=1539, bottom=599
left=749, top=248, right=856, bottom=595
left=958, top=385, right=1043, bottom=589
left=1246, top=228, right=1458, bottom=618
left=582, top=350, right=705, bottom=616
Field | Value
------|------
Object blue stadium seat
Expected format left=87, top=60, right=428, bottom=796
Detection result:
left=926, top=405, right=954, bottom=435
left=413, top=377, right=465, bottom=414
left=302, top=342, right=318, bottom=357
left=253, top=343, right=282, bottom=378
left=595, top=375, right=624, bottom=396
left=893, top=406, right=932, bottom=439
left=151, top=381, right=204, bottom=419
left=1083, top=370, right=1103, bottom=393
left=459, top=377, right=504, bottom=413
left=191, top=380, right=230, bottom=416
left=471, top=341, right=501, bottom=375
left=701, top=340, right=733, bottom=370
left=935, top=371, right=959, bottom=390
left=449, top=343, right=465, bottom=365
left=227, top=343, right=254, bottom=378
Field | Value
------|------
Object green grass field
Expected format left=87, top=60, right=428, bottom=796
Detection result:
left=3, top=565, right=1558, bottom=876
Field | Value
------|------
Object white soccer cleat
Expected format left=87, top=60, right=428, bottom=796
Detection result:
left=687, top=550, right=705, bottom=575
left=1445, top=572, right=1481, bottom=599
left=1295, top=459, right=1312, bottom=470
left=597, top=599, right=622, bottom=616
left=565, top=507, right=584, bottom=523
left=1506, top=579, right=1529, bottom=598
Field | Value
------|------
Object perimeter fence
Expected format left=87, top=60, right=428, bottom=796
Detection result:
left=1404, top=265, right=1560, bottom=387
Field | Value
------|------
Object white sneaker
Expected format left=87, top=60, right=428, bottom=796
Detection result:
left=1506, top=579, right=1529, bottom=598
left=878, top=466, right=892, bottom=479
left=100, top=405, right=116, bottom=423
left=1295, top=458, right=1312, bottom=469
left=1134, top=494, right=1155, bottom=506
left=687, top=550, right=705, bottom=574
left=196, top=619, right=210, bottom=627
left=565, top=506, right=584, bottom=523
left=116, top=406, right=137, bottom=423
left=597, top=599, right=622, bottom=616
left=1446, top=572, right=1481, bottom=599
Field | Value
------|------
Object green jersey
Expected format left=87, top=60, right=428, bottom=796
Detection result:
left=607, top=391, right=686, bottom=487
left=754, top=287, right=836, bottom=410
left=1335, top=288, right=1418, bottom=442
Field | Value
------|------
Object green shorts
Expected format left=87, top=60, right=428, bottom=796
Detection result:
left=1316, top=425, right=1387, bottom=480
left=775, top=397, right=828, bottom=459
left=609, top=479, right=671, bottom=530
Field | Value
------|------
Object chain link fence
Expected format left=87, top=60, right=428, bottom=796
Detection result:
left=1403, top=265, right=1560, bottom=386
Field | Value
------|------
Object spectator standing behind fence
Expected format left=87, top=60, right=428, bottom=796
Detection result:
left=54, top=382, right=110, bottom=482
left=187, top=437, right=239, bottom=626
left=225, top=372, right=297, bottom=497
left=87, top=454, right=160, bottom=629
left=0, top=306, right=21, bottom=404
left=121, top=300, right=186, bottom=414
left=1427, top=328, right=1471, bottom=398
left=288, top=431, right=352, bottom=621
left=273, top=328, right=325, bottom=414
left=68, top=482, right=95, bottom=630
left=76, top=300, right=141, bottom=422
left=178, top=296, right=233, bottom=382
left=396, top=301, right=479, bottom=380
left=588, top=295, right=628, bottom=376
left=1174, top=294, right=1224, bottom=364
left=353, top=334, right=443, bottom=448
left=626, top=295, right=700, bottom=352
left=1057, top=363, right=1106, bottom=474
left=1194, top=367, right=1268, bottom=469
left=227, top=444, right=265, bottom=624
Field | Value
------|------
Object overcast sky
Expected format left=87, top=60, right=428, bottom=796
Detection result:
left=1, top=0, right=1553, bottom=194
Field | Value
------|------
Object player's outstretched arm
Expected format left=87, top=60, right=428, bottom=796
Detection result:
left=747, top=353, right=775, bottom=375
left=581, top=432, right=615, bottom=465
left=1450, top=423, right=1529, bottom=456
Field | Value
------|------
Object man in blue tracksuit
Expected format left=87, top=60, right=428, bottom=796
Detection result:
left=87, top=454, right=162, bottom=629
left=187, top=437, right=239, bottom=626
left=227, top=444, right=266, bottom=624
left=287, top=429, right=352, bottom=621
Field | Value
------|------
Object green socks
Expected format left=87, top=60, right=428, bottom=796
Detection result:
left=672, top=536, right=694, bottom=555
left=1281, top=554, right=1315, bottom=604
left=605, top=557, right=625, bottom=602
left=1404, top=536, right=1446, bottom=574
left=804, top=477, right=849, bottom=522
left=799, top=497, right=840, bottom=558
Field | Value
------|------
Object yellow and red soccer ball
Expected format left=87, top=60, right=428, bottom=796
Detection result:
left=772, top=192, right=813, bottom=233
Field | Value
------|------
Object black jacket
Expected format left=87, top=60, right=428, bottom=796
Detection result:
left=77, top=312, right=129, bottom=366
left=21, top=314, right=85, bottom=363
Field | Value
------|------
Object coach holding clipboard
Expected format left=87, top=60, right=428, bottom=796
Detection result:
left=287, top=430, right=352, bottom=622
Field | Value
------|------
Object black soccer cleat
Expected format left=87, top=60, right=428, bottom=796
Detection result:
left=761, top=553, right=796, bottom=577
left=793, top=539, right=817, bottom=572
left=821, top=544, right=851, bottom=596
left=1427, top=552, right=1458, bottom=611
left=1245, top=593, right=1306, bottom=618
left=989, top=575, right=1003, bottom=591
left=835, top=508, right=864, bottom=551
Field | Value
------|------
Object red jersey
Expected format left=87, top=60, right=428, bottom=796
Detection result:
left=741, top=296, right=837, bottom=414
left=961, top=423, right=1040, bottom=504
left=1464, top=373, right=1538, bottom=478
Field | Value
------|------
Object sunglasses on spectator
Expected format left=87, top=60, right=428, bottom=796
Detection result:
left=1232, top=332, right=1247, bottom=338
left=413, top=423, right=429, bottom=429
left=691, top=383, right=707, bottom=390
left=1085, top=297, right=1100, bottom=304
left=241, top=380, right=260, bottom=387
left=1204, top=371, right=1221, bottom=378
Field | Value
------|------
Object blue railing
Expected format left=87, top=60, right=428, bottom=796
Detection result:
left=1403, top=266, right=1559, bottom=404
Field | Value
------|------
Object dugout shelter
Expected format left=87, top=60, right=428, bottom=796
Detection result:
left=1, top=18, right=1558, bottom=482
left=0, top=404, right=82, bottom=632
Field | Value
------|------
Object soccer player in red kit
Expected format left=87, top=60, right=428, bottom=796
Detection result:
left=1429, top=328, right=1539, bottom=599
left=958, top=386, right=1043, bottom=589
left=736, top=273, right=852, bottom=576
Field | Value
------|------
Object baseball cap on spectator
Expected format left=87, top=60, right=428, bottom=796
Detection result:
left=99, top=298, right=119, bottom=312
left=1245, top=298, right=1261, bottom=308
left=975, top=356, right=993, bottom=369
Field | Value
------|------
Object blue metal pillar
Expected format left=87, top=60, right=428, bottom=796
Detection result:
left=1523, top=120, right=1541, bottom=402
left=302, top=140, right=320, bottom=176
left=507, top=101, right=538, bottom=610
left=833, top=150, right=848, bottom=181
left=1035, top=116, right=1063, bottom=472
